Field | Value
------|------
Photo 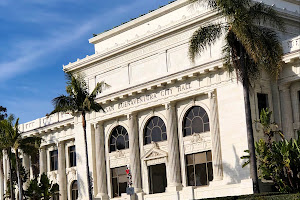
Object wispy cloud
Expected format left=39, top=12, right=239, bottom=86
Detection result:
left=0, top=0, right=141, bottom=83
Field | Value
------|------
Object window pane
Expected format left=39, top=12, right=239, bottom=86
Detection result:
left=195, top=163, right=207, bottom=186
left=257, top=93, right=268, bottom=115
left=149, top=164, right=167, bottom=194
left=145, top=136, right=151, bottom=145
left=119, top=174, right=127, bottom=183
left=162, top=133, right=167, bottom=141
left=152, top=127, right=162, bottom=142
left=187, top=165, right=195, bottom=186
left=119, top=182, right=127, bottom=196
left=192, top=117, right=203, bottom=133
left=183, top=106, right=209, bottom=137
left=186, top=154, right=194, bottom=165
left=112, top=177, right=118, bottom=197
left=207, top=151, right=212, bottom=162
left=207, top=162, right=213, bottom=181
left=195, top=152, right=206, bottom=164
left=116, top=136, right=125, bottom=150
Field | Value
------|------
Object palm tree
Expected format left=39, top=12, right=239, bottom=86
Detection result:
left=51, top=72, right=105, bottom=200
left=188, top=0, right=284, bottom=193
left=0, top=115, right=41, bottom=200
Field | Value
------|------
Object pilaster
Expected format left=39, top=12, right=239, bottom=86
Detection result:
left=39, top=146, right=47, bottom=174
left=128, top=113, right=143, bottom=194
left=279, top=84, right=295, bottom=139
left=165, top=102, right=182, bottom=191
left=94, top=122, right=109, bottom=200
left=209, top=90, right=223, bottom=181
left=58, top=141, right=67, bottom=200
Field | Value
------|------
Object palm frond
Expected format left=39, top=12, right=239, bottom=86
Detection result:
left=189, top=24, right=223, bottom=62
left=188, top=0, right=217, bottom=9
left=51, top=95, right=76, bottom=114
left=90, top=81, right=106, bottom=99
left=19, top=136, right=42, bottom=156
left=249, top=3, right=285, bottom=31
left=90, top=101, right=104, bottom=113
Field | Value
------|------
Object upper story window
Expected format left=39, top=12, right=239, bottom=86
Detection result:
left=144, top=116, right=167, bottom=145
left=109, top=125, right=129, bottom=153
left=50, top=150, right=58, bottom=171
left=257, top=93, right=269, bottom=116
left=183, top=106, right=210, bottom=137
left=186, top=151, right=213, bottom=187
left=71, top=180, right=78, bottom=200
left=111, top=166, right=127, bottom=198
left=69, top=146, right=76, bottom=167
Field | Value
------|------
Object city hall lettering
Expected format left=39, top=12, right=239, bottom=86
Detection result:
left=118, top=83, right=191, bottom=109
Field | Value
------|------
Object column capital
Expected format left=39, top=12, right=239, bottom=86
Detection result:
left=208, top=89, right=217, bottom=99
left=279, top=83, right=291, bottom=91
left=127, top=112, right=137, bottom=120
left=57, top=140, right=65, bottom=148
left=93, top=121, right=103, bottom=130
left=164, top=102, right=176, bottom=110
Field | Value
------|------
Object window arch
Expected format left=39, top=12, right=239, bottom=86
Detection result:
left=71, top=180, right=78, bottom=200
left=144, top=116, right=167, bottom=145
left=183, top=106, right=210, bottom=136
left=109, top=125, right=129, bottom=153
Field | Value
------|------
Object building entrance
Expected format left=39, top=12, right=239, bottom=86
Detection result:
left=148, top=163, right=167, bottom=194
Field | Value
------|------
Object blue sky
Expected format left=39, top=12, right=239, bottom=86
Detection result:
left=0, top=0, right=172, bottom=123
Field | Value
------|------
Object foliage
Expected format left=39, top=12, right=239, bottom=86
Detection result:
left=255, top=108, right=283, bottom=146
left=24, top=173, right=59, bottom=200
left=0, top=106, right=7, bottom=120
left=51, top=72, right=106, bottom=200
left=255, top=134, right=300, bottom=193
left=242, top=107, right=300, bottom=193
left=0, top=115, right=41, bottom=200
left=188, top=0, right=284, bottom=84
left=201, top=192, right=300, bottom=199
left=51, top=72, right=105, bottom=115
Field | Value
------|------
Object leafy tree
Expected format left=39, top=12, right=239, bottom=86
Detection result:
left=24, top=173, right=59, bottom=200
left=0, top=115, right=41, bottom=200
left=255, top=133, right=300, bottom=193
left=51, top=72, right=105, bottom=200
left=0, top=106, right=7, bottom=121
left=188, top=0, right=285, bottom=193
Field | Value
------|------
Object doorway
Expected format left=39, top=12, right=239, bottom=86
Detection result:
left=148, top=163, right=167, bottom=194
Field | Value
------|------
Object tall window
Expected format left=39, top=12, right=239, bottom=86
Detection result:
left=186, top=151, right=213, bottom=186
left=111, top=166, right=127, bottom=197
left=148, top=163, right=167, bottom=194
left=52, top=192, right=59, bottom=200
left=69, top=146, right=76, bottom=167
left=298, top=91, right=300, bottom=118
left=71, top=181, right=78, bottom=200
left=257, top=93, right=269, bottom=116
left=109, top=126, right=129, bottom=153
left=50, top=150, right=58, bottom=171
left=144, top=116, right=167, bottom=145
left=183, top=106, right=210, bottom=137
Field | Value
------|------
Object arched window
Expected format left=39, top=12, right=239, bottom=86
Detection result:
left=183, top=106, right=210, bottom=137
left=144, top=116, right=167, bottom=145
left=71, top=180, right=78, bottom=200
left=109, top=125, right=129, bottom=153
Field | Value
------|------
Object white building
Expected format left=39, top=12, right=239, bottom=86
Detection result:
left=1, top=0, right=299, bottom=199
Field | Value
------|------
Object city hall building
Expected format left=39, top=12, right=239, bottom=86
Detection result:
left=1, top=0, right=299, bottom=199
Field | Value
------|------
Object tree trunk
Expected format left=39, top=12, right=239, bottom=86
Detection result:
left=14, top=149, right=23, bottom=200
left=8, top=150, right=15, bottom=200
left=240, top=48, right=260, bottom=194
left=82, top=111, right=93, bottom=200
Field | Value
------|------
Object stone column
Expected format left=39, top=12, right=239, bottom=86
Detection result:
left=165, top=102, right=182, bottom=190
left=0, top=158, right=4, bottom=200
left=128, top=113, right=142, bottom=192
left=2, top=153, right=7, bottom=194
left=58, top=141, right=67, bottom=200
left=23, top=154, right=31, bottom=189
left=279, top=84, right=294, bottom=139
left=94, top=122, right=109, bottom=200
left=39, top=146, right=47, bottom=175
left=209, top=90, right=223, bottom=181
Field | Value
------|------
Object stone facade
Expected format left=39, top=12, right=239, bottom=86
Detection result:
left=1, top=0, right=299, bottom=199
